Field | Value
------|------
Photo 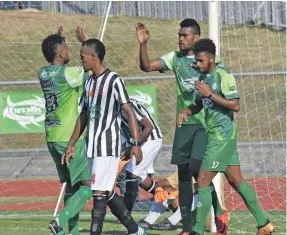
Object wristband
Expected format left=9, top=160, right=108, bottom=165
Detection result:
left=207, top=93, right=212, bottom=99
left=132, top=140, right=142, bottom=146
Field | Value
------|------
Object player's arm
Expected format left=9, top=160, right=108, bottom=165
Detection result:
left=195, top=77, right=240, bottom=112
left=76, top=26, right=89, bottom=43
left=138, top=116, right=153, bottom=142
left=122, top=103, right=143, bottom=163
left=115, top=78, right=143, bottom=165
left=177, top=98, right=203, bottom=127
left=69, top=109, right=88, bottom=146
left=132, top=102, right=153, bottom=142
left=136, top=22, right=164, bottom=72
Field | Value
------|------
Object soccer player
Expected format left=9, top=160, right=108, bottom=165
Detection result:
left=119, top=98, right=163, bottom=213
left=177, top=38, right=275, bottom=235
left=39, top=27, right=92, bottom=235
left=139, top=171, right=197, bottom=231
left=63, top=38, right=146, bottom=235
left=136, top=19, right=228, bottom=235
left=139, top=172, right=222, bottom=232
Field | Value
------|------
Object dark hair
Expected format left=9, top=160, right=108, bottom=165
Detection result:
left=180, top=18, right=201, bottom=36
left=41, top=34, right=65, bottom=63
left=194, top=38, right=216, bottom=56
left=82, top=39, right=106, bottom=62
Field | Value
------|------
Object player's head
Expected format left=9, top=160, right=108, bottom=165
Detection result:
left=178, top=18, right=201, bottom=52
left=194, top=38, right=216, bottom=74
left=41, top=34, right=69, bottom=64
left=80, top=39, right=106, bottom=72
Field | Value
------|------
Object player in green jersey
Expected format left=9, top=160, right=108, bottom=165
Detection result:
left=39, top=26, right=92, bottom=235
left=136, top=19, right=227, bottom=235
left=178, top=38, right=275, bottom=235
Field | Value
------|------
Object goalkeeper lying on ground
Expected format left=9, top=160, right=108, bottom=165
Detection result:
left=116, top=169, right=224, bottom=232
left=139, top=171, right=198, bottom=231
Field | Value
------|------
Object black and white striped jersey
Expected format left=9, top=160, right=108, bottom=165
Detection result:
left=121, top=98, right=163, bottom=145
left=81, top=69, right=130, bottom=157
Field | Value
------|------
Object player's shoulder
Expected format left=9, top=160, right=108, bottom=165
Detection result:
left=161, top=50, right=179, bottom=59
left=64, top=66, right=85, bottom=74
left=38, top=65, right=63, bottom=79
left=216, top=66, right=233, bottom=79
left=109, top=70, right=123, bottom=84
left=171, top=50, right=183, bottom=58
left=38, top=65, right=52, bottom=74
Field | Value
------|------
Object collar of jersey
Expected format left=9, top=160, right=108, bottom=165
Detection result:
left=91, top=68, right=110, bottom=79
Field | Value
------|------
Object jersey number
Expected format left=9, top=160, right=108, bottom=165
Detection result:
left=211, top=161, right=219, bottom=169
left=44, top=92, right=59, bottom=112
left=91, top=174, right=96, bottom=185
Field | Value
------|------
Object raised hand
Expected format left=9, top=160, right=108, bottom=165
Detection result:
left=76, top=26, right=89, bottom=43
left=136, top=22, right=151, bottom=44
left=58, top=26, right=64, bottom=37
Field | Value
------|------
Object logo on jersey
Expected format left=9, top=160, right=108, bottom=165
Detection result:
left=3, top=95, right=46, bottom=129
left=212, top=83, right=217, bottom=91
left=179, top=76, right=198, bottom=90
left=89, top=104, right=101, bottom=121
left=40, top=80, right=55, bottom=90
left=130, top=91, right=154, bottom=115
left=40, top=70, right=56, bottom=79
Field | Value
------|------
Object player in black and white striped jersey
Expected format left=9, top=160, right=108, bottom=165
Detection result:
left=63, top=38, right=146, bottom=235
left=119, top=98, right=163, bottom=214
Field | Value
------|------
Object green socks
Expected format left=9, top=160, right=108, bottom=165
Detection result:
left=194, top=186, right=212, bottom=234
left=59, top=186, right=92, bottom=228
left=211, top=185, right=224, bottom=216
left=179, top=181, right=193, bottom=232
left=64, top=185, right=80, bottom=235
left=237, top=180, right=267, bottom=227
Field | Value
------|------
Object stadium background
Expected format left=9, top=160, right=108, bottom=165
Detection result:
left=0, top=1, right=286, bottom=235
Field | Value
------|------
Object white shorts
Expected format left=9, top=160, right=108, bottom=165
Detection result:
left=88, top=156, right=120, bottom=191
left=125, top=138, right=162, bottom=183
left=147, top=163, right=155, bottom=174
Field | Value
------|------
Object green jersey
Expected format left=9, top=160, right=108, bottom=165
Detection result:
left=38, top=65, right=88, bottom=142
left=202, top=66, right=240, bottom=140
left=159, top=51, right=205, bottom=125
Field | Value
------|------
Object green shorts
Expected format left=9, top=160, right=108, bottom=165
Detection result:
left=47, top=138, right=90, bottom=186
left=171, top=124, right=207, bottom=165
left=201, top=138, right=240, bottom=172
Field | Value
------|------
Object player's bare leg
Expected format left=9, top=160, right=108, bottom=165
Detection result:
left=225, top=165, right=275, bottom=235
